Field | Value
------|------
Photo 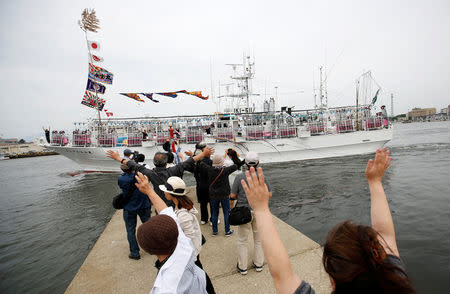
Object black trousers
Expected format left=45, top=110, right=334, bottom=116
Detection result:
left=195, top=255, right=215, bottom=294
left=196, top=187, right=210, bottom=222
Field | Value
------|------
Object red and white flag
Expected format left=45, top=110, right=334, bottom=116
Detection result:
left=89, top=53, right=103, bottom=63
left=88, top=41, right=100, bottom=51
left=104, top=109, right=114, bottom=117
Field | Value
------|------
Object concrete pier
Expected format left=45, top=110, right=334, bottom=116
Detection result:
left=65, top=187, right=332, bottom=294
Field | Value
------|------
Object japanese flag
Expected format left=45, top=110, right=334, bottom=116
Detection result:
left=88, top=41, right=100, bottom=51
left=90, top=53, right=104, bottom=63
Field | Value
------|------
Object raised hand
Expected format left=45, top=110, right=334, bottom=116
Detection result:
left=135, top=172, right=153, bottom=195
left=365, top=147, right=392, bottom=182
left=106, top=150, right=121, bottom=162
left=185, top=150, right=194, bottom=157
left=203, top=147, right=215, bottom=157
left=241, top=167, right=271, bottom=212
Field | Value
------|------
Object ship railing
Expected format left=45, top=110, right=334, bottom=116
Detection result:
left=279, top=125, right=297, bottom=138
left=72, top=133, right=92, bottom=147
left=365, top=117, right=383, bottom=130
left=98, top=134, right=117, bottom=147
left=127, top=133, right=143, bottom=147
left=186, top=129, right=204, bottom=144
left=51, top=133, right=69, bottom=146
left=309, top=121, right=325, bottom=136
left=263, top=128, right=277, bottom=139
left=216, top=127, right=234, bottom=142
left=245, top=126, right=264, bottom=140
left=156, top=131, right=170, bottom=144
left=336, top=119, right=355, bottom=133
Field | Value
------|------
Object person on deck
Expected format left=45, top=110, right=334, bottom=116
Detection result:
left=42, top=126, right=51, bottom=144
left=118, top=164, right=151, bottom=260
left=241, top=148, right=415, bottom=294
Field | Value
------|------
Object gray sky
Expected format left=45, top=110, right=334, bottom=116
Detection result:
left=1, top=0, right=449, bottom=139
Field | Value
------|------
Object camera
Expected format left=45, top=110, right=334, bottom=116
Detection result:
left=132, top=150, right=140, bottom=163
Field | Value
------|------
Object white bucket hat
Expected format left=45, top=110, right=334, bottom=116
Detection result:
left=159, top=176, right=187, bottom=196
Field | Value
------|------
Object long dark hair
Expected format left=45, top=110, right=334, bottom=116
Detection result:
left=227, top=148, right=244, bottom=166
left=323, top=221, right=415, bottom=294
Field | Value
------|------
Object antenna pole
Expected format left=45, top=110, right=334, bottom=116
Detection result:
left=319, top=66, right=323, bottom=109
left=356, top=79, right=360, bottom=130
left=390, top=93, right=394, bottom=117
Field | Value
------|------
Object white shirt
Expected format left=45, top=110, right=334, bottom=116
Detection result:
left=151, top=207, right=207, bottom=294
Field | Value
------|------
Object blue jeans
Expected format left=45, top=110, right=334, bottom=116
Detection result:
left=123, top=208, right=150, bottom=257
left=210, top=198, right=230, bottom=234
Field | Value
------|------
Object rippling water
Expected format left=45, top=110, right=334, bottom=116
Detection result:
left=0, top=121, right=449, bottom=293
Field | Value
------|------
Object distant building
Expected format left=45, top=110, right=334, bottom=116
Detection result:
left=0, top=137, right=19, bottom=145
left=440, top=105, right=450, bottom=115
left=407, top=108, right=436, bottom=121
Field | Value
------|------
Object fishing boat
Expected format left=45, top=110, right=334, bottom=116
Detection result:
left=46, top=10, right=393, bottom=172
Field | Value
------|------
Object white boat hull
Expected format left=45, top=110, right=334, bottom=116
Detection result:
left=49, top=128, right=393, bottom=172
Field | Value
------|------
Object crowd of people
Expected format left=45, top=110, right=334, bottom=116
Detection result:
left=106, top=145, right=415, bottom=294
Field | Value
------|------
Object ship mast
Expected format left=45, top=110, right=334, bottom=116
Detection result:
left=220, top=54, right=256, bottom=113
left=78, top=9, right=102, bottom=132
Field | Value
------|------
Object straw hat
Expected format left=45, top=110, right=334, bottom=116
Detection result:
left=159, top=176, right=187, bottom=196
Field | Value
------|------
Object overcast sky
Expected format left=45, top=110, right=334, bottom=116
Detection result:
left=1, top=0, right=449, bottom=139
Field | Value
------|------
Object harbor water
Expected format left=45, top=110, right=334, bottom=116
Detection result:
left=0, top=121, right=449, bottom=293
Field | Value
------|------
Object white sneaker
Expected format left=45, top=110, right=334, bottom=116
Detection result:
left=201, top=221, right=206, bottom=225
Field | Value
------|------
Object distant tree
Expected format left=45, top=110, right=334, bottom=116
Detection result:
left=19, top=139, right=25, bottom=144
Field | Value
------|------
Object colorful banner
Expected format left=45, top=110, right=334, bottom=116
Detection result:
left=120, top=93, right=145, bottom=102
left=141, top=93, right=159, bottom=103
left=88, top=63, right=113, bottom=85
left=187, top=91, right=209, bottom=100
left=90, top=53, right=103, bottom=63
left=156, top=92, right=178, bottom=98
left=81, top=94, right=105, bottom=111
left=84, top=90, right=105, bottom=104
left=86, top=79, right=106, bottom=94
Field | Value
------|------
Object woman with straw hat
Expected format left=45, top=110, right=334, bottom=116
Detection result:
left=159, top=176, right=215, bottom=294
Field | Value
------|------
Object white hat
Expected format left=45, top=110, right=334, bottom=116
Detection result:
left=245, top=152, right=259, bottom=165
left=212, top=154, right=225, bottom=167
left=159, top=176, right=187, bottom=196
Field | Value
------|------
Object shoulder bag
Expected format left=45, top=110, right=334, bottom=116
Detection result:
left=229, top=205, right=252, bottom=226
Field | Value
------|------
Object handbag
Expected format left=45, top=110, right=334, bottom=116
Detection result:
left=112, top=175, right=137, bottom=209
left=229, top=206, right=252, bottom=226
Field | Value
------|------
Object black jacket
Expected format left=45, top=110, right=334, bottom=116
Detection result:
left=127, top=157, right=195, bottom=204
left=199, top=162, right=239, bottom=200
left=194, top=157, right=212, bottom=191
